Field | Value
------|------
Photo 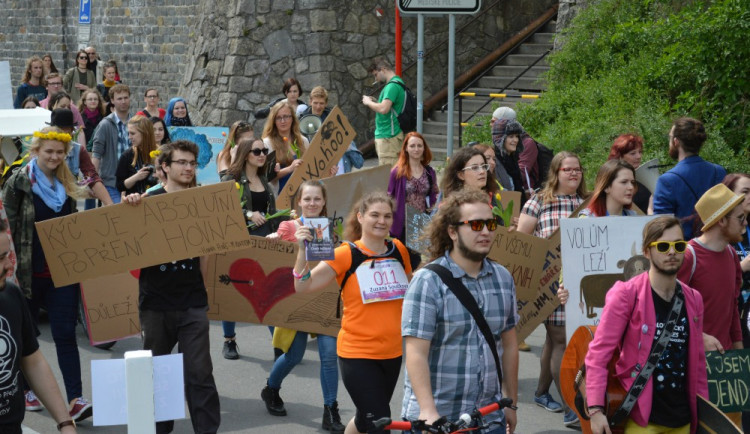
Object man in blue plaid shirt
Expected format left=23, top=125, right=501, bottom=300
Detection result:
left=401, top=189, right=519, bottom=433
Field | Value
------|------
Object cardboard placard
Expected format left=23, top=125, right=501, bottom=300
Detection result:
left=405, top=205, right=432, bottom=256
left=36, top=182, right=250, bottom=287
left=80, top=272, right=141, bottom=345
left=276, top=106, right=356, bottom=209
left=487, top=226, right=562, bottom=341
left=204, top=236, right=341, bottom=336
left=706, top=349, right=750, bottom=412
left=560, top=216, right=658, bottom=339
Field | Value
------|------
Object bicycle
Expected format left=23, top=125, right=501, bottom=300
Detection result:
left=372, top=397, right=516, bottom=433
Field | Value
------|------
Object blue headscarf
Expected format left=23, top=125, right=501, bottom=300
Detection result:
left=28, top=157, right=67, bottom=212
left=165, top=97, right=193, bottom=127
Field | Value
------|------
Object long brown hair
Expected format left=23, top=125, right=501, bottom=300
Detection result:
left=29, top=127, right=87, bottom=199
left=219, top=121, right=254, bottom=170
left=77, top=89, right=106, bottom=116
left=343, top=191, right=394, bottom=242
left=227, top=138, right=267, bottom=181
left=22, top=56, right=44, bottom=84
left=127, top=115, right=157, bottom=167
left=394, top=131, right=433, bottom=179
left=293, top=180, right=328, bottom=217
left=440, top=147, right=499, bottom=198
left=586, top=159, right=635, bottom=216
left=262, top=101, right=305, bottom=166
left=539, top=151, right=588, bottom=203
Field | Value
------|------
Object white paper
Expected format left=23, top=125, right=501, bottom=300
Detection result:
left=92, top=353, right=185, bottom=426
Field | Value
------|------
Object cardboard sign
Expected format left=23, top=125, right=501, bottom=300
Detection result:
left=36, top=182, right=250, bottom=287
left=204, top=236, right=341, bottom=336
left=80, top=272, right=140, bottom=345
left=405, top=205, right=432, bottom=256
left=706, top=349, right=750, bottom=412
left=167, top=126, right=229, bottom=186
left=276, top=106, right=356, bottom=209
left=561, top=216, right=658, bottom=339
left=487, top=226, right=562, bottom=341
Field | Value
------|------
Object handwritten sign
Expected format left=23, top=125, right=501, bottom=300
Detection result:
left=706, top=349, right=750, bottom=412
left=36, top=182, right=250, bottom=287
left=204, top=236, right=341, bottom=336
left=276, top=106, right=356, bottom=209
left=80, top=272, right=140, bottom=345
left=405, top=205, right=432, bottom=256
left=487, top=226, right=562, bottom=341
left=560, top=216, right=658, bottom=339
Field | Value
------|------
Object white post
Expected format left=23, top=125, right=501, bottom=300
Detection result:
left=125, top=350, right=156, bottom=434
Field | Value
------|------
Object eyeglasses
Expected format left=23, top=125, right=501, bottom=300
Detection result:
left=559, top=167, right=582, bottom=174
left=250, top=148, right=269, bottom=156
left=454, top=219, right=498, bottom=232
left=461, top=164, right=490, bottom=173
left=649, top=240, right=687, bottom=254
left=170, top=160, right=198, bottom=168
left=146, top=94, right=159, bottom=99
left=47, top=82, right=63, bottom=87
left=78, top=56, right=88, bottom=60
left=730, top=213, right=747, bottom=224
left=275, top=115, right=293, bottom=122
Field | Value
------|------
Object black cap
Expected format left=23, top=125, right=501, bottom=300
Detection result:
left=46, top=109, right=76, bottom=128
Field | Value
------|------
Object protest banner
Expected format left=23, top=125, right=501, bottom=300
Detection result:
left=204, top=236, right=341, bottom=336
left=80, top=272, right=140, bottom=345
left=167, top=126, right=229, bottom=186
left=36, top=181, right=250, bottom=287
left=560, top=215, right=658, bottom=339
left=276, top=106, right=356, bottom=210
left=405, top=205, right=432, bottom=255
left=706, top=349, right=750, bottom=412
left=487, top=226, right=562, bottom=341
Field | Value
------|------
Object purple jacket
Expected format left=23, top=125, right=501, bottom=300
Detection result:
left=584, top=271, right=707, bottom=432
left=387, top=165, right=437, bottom=240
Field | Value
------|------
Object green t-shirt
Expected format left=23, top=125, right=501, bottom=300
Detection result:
left=374, top=76, right=405, bottom=139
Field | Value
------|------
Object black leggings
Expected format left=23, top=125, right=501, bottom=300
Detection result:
left=339, top=356, right=402, bottom=433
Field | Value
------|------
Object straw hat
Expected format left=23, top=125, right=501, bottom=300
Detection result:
left=695, top=184, right=744, bottom=232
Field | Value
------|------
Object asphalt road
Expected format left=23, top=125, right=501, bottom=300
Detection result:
left=21, top=318, right=580, bottom=434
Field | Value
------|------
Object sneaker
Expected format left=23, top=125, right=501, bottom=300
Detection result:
left=25, top=390, right=43, bottom=411
left=534, top=393, right=563, bottom=412
left=261, top=385, right=287, bottom=416
left=322, top=401, right=346, bottom=433
left=563, top=409, right=580, bottom=427
left=222, top=340, right=239, bottom=360
left=518, top=340, right=531, bottom=352
left=69, top=397, right=93, bottom=422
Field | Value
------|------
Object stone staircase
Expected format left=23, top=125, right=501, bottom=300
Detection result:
left=423, top=20, right=556, bottom=159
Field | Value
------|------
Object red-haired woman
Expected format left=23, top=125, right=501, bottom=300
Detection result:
left=387, top=132, right=438, bottom=242
left=608, top=134, right=650, bottom=213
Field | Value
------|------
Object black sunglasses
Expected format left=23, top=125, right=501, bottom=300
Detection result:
left=78, top=56, right=87, bottom=60
left=649, top=240, right=687, bottom=253
left=251, top=148, right=269, bottom=156
left=454, top=219, right=498, bottom=232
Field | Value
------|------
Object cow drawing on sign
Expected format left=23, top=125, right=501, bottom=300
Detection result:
left=577, top=246, right=650, bottom=318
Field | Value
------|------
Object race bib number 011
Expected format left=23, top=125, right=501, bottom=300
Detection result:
left=356, top=258, right=408, bottom=304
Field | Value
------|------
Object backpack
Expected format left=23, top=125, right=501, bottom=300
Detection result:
left=535, top=141, right=554, bottom=188
left=390, top=79, right=417, bottom=134
left=336, top=240, right=407, bottom=318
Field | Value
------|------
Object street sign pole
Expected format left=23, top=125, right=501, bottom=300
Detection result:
left=416, top=14, right=424, bottom=134
left=446, top=14, right=456, bottom=157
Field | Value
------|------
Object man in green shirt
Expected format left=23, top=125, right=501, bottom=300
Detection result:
left=362, top=58, right=405, bottom=167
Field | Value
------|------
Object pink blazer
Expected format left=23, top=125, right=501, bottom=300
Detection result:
left=584, top=271, right=708, bottom=432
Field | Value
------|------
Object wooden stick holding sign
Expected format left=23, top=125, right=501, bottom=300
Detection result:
left=36, top=181, right=250, bottom=287
left=276, top=106, right=356, bottom=210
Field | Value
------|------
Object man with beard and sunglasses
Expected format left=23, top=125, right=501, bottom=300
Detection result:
left=653, top=117, right=726, bottom=239
left=401, top=189, right=518, bottom=433
left=584, top=216, right=708, bottom=433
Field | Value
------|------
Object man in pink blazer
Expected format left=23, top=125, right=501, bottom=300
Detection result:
left=585, top=216, right=708, bottom=433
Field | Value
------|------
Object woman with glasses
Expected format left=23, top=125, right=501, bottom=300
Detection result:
left=439, top=147, right=501, bottom=219
left=387, top=132, right=438, bottom=242
left=217, top=121, right=254, bottom=177
left=62, top=50, right=96, bottom=105
left=165, top=97, right=193, bottom=127
left=262, top=101, right=309, bottom=194
left=518, top=151, right=588, bottom=428
left=136, top=88, right=166, bottom=119
left=78, top=89, right=105, bottom=146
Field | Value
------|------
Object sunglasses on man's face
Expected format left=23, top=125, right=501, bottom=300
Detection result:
left=649, top=240, right=687, bottom=253
left=251, top=148, right=269, bottom=156
left=454, top=219, right=498, bottom=232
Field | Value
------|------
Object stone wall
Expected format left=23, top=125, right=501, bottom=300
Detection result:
left=2, top=0, right=556, bottom=142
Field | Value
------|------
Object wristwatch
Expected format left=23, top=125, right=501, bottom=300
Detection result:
left=57, top=420, right=76, bottom=431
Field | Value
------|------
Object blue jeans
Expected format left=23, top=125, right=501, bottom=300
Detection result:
left=268, top=331, right=308, bottom=389
left=28, top=277, right=82, bottom=402
left=316, top=334, right=339, bottom=406
left=222, top=321, right=235, bottom=338
left=84, top=198, right=97, bottom=210
left=105, top=185, right=121, bottom=204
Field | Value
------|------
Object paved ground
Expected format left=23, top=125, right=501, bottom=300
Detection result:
left=21, top=319, right=580, bottom=434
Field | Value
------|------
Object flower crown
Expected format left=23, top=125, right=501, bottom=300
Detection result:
left=33, top=131, right=72, bottom=143
left=149, top=150, right=161, bottom=159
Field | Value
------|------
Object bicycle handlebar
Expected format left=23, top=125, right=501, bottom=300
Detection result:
left=373, top=397, right=516, bottom=433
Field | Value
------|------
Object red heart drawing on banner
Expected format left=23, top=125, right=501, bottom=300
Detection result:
left=226, top=258, right=295, bottom=321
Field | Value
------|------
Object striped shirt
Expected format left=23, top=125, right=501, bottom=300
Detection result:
left=401, top=252, right=518, bottom=426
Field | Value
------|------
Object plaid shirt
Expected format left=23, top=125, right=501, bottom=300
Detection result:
left=521, top=193, right=583, bottom=239
left=401, top=253, right=518, bottom=426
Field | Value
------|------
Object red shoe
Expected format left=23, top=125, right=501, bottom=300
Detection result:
left=25, top=390, right=43, bottom=411
left=69, top=397, right=93, bottom=422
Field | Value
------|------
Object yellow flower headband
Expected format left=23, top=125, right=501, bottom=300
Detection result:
left=33, top=131, right=72, bottom=143
left=149, top=150, right=161, bottom=159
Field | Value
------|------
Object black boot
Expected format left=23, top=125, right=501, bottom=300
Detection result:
left=261, top=385, right=287, bottom=416
left=322, top=401, right=345, bottom=433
